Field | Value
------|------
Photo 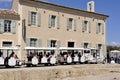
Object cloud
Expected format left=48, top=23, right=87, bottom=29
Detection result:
left=0, top=0, right=12, bottom=2
left=108, top=41, right=120, bottom=46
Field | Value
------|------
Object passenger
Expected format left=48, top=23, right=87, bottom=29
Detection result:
left=8, top=52, right=18, bottom=67
left=32, top=53, right=39, bottom=65
left=67, top=54, right=72, bottom=64
left=0, top=52, right=4, bottom=65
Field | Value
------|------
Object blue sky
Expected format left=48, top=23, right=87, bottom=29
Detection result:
left=0, top=0, right=119, bottom=46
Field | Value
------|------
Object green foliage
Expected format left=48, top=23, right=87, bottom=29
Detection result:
left=107, top=45, right=120, bottom=52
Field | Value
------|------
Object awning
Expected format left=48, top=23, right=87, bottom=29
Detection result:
left=0, top=47, right=19, bottom=50
left=110, top=50, right=120, bottom=53
left=25, top=47, right=57, bottom=50
left=58, top=47, right=84, bottom=50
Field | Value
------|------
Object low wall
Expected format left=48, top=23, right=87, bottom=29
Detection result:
left=0, top=64, right=120, bottom=80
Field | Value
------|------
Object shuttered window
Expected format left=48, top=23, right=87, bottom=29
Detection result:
left=0, top=19, right=16, bottom=34
left=28, top=11, right=41, bottom=27
left=48, top=15, right=59, bottom=29
left=67, top=18, right=76, bottom=31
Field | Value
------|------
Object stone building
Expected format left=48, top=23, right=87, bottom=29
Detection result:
left=0, top=0, right=108, bottom=60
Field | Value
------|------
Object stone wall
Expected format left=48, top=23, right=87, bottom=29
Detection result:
left=0, top=64, right=120, bottom=80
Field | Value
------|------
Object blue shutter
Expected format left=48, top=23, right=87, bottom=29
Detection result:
left=37, top=12, right=41, bottom=27
left=0, top=19, right=4, bottom=33
left=11, top=20, right=16, bottom=34
left=28, top=11, right=31, bottom=26
left=48, top=15, right=51, bottom=28
left=88, top=21, right=91, bottom=33
left=82, top=20, right=85, bottom=32
left=57, top=16, right=60, bottom=29
left=102, top=23, right=104, bottom=34
left=96, top=22, right=98, bottom=34
left=74, top=19, right=77, bottom=31
left=26, top=38, right=30, bottom=47
left=67, top=18, right=69, bottom=30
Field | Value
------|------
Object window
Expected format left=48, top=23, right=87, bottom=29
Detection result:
left=50, top=40, right=57, bottom=47
left=96, top=22, right=103, bottom=34
left=28, top=11, right=41, bottom=26
left=84, top=43, right=89, bottom=48
left=82, top=20, right=91, bottom=33
left=98, top=23, right=101, bottom=33
left=49, top=15, right=59, bottom=29
left=30, top=38, right=37, bottom=47
left=84, top=21, right=88, bottom=31
left=4, top=20, right=11, bottom=32
left=67, top=18, right=73, bottom=30
left=2, top=41, right=12, bottom=47
left=31, top=12, right=37, bottom=25
left=68, top=42, right=74, bottom=47
left=51, top=15, right=56, bottom=27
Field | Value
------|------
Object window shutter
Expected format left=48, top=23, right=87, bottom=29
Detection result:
left=74, top=19, right=77, bottom=31
left=48, top=15, right=51, bottom=28
left=37, top=13, right=41, bottom=27
left=47, top=40, right=51, bottom=47
left=11, top=20, right=16, bottom=34
left=89, top=43, right=92, bottom=48
left=81, top=42, right=84, bottom=48
left=57, top=16, right=60, bottom=29
left=67, top=18, right=70, bottom=30
left=96, top=22, right=98, bottom=34
left=0, top=19, right=4, bottom=33
left=57, top=40, right=61, bottom=48
left=26, top=38, right=30, bottom=47
left=28, top=11, right=31, bottom=26
left=102, top=23, right=104, bottom=34
left=82, top=20, right=85, bottom=32
left=96, top=44, right=98, bottom=49
left=88, top=21, right=91, bottom=33
left=38, top=39, right=42, bottom=47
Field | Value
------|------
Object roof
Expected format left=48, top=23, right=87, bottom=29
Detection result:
left=0, top=10, right=20, bottom=20
left=26, top=0, right=109, bottom=19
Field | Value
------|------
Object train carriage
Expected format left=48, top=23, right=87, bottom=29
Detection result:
left=25, top=47, right=57, bottom=66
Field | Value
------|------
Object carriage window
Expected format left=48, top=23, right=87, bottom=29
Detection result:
left=84, top=50, right=90, bottom=53
left=2, top=41, right=12, bottom=47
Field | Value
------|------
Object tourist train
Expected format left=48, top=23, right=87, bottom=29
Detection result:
left=0, top=47, right=104, bottom=68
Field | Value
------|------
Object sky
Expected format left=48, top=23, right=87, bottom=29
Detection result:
left=0, top=0, right=120, bottom=46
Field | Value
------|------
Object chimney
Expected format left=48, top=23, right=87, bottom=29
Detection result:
left=87, top=1, right=95, bottom=12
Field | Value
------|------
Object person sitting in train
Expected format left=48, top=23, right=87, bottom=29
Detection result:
left=50, top=55, right=56, bottom=65
left=78, top=52, right=82, bottom=62
left=63, top=52, right=67, bottom=62
left=41, top=53, right=48, bottom=64
left=32, top=53, right=39, bottom=65
left=8, top=52, right=18, bottom=67
left=0, top=52, right=4, bottom=65
left=67, top=54, right=72, bottom=64
left=74, top=54, right=79, bottom=63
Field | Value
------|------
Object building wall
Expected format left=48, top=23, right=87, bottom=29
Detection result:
left=8, top=0, right=107, bottom=59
